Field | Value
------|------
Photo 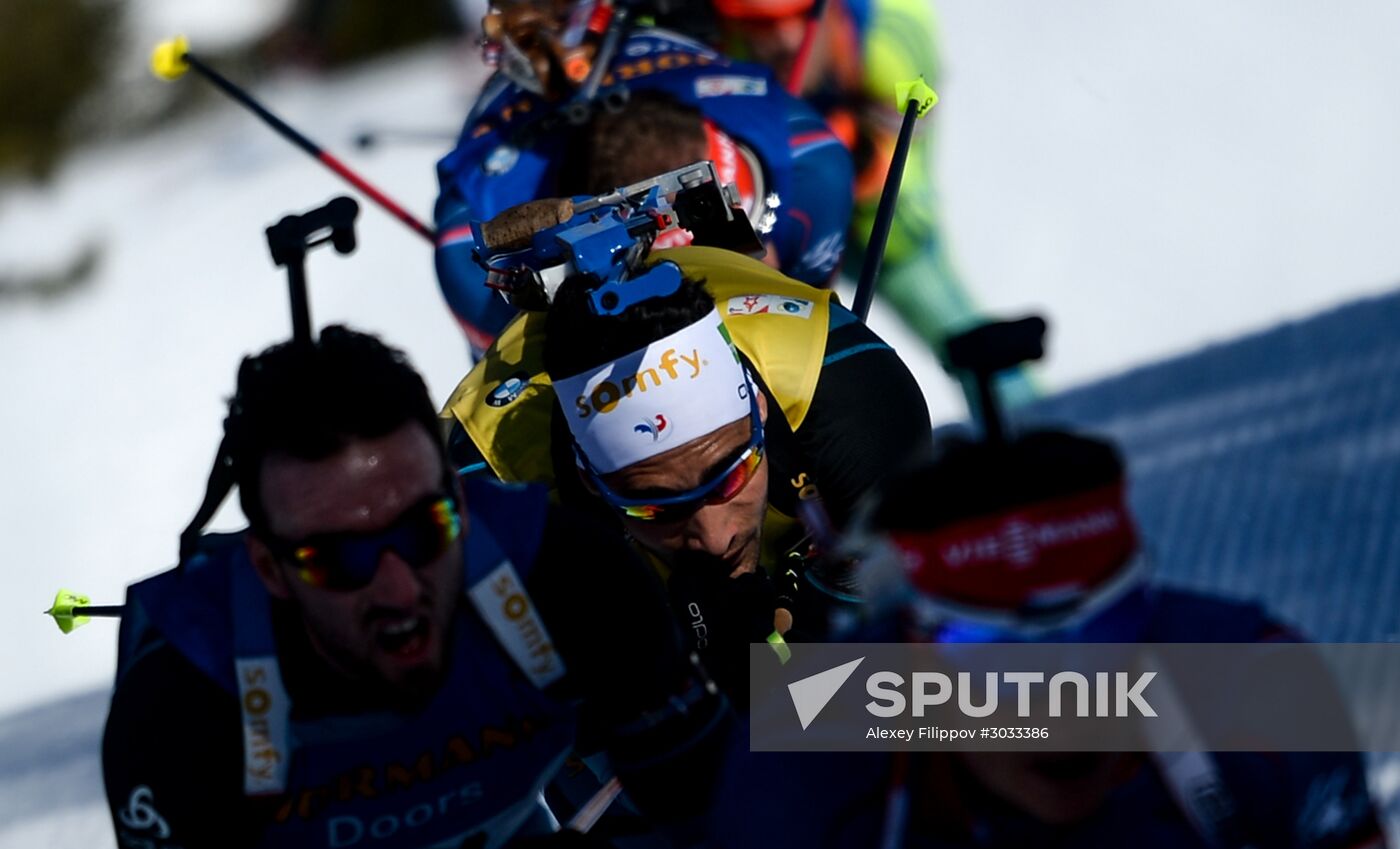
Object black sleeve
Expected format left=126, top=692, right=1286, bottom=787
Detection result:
left=793, top=308, right=934, bottom=525
left=103, top=640, right=263, bottom=848
left=525, top=503, right=735, bottom=826
left=525, top=504, right=686, bottom=714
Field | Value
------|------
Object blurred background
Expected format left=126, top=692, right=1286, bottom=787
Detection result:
left=2, top=0, right=1399, bottom=844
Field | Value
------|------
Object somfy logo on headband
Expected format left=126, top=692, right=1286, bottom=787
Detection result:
left=554, top=311, right=750, bottom=474
left=572, top=348, right=706, bottom=419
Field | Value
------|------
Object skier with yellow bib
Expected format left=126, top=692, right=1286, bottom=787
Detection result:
left=440, top=175, right=932, bottom=699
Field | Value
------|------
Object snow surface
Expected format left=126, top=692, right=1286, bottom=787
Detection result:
left=2, top=0, right=1399, bottom=843
left=129, top=0, right=292, bottom=52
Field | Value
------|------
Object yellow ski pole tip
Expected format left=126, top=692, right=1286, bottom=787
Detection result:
left=894, top=78, right=939, bottom=118
left=151, top=35, right=191, bottom=81
left=45, top=588, right=92, bottom=635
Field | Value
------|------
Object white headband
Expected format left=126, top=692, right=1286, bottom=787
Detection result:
left=553, top=309, right=751, bottom=473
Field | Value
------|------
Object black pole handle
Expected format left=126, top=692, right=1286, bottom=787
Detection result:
left=944, top=315, right=1048, bottom=445
left=264, top=196, right=359, bottom=345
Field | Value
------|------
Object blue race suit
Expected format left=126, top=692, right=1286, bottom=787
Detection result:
left=434, top=27, right=853, bottom=356
left=104, top=480, right=577, bottom=849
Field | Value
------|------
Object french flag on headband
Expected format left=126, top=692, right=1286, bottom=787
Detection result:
left=633, top=414, right=672, bottom=442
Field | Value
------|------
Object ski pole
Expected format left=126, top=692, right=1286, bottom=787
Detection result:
left=150, top=36, right=437, bottom=244
left=566, top=776, right=624, bottom=833
left=45, top=589, right=123, bottom=635
left=850, top=78, right=938, bottom=323
left=786, top=0, right=831, bottom=95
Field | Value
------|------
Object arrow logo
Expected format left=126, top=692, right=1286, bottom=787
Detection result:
left=788, top=657, right=865, bottom=730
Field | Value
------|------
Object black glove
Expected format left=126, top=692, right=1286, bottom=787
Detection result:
left=668, top=568, right=782, bottom=651
left=668, top=567, right=797, bottom=707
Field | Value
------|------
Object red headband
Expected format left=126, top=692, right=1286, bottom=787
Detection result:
left=890, top=483, right=1139, bottom=612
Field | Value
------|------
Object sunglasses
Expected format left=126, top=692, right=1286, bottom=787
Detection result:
left=263, top=494, right=462, bottom=591
left=576, top=385, right=765, bottom=522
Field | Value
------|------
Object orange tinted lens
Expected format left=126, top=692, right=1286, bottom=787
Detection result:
left=620, top=503, right=667, bottom=521
left=293, top=546, right=329, bottom=587
left=709, top=447, right=763, bottom=504
left=614, top=447, right=763, bottom=522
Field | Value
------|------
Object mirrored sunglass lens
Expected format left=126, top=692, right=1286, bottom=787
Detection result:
left=430, top=499, right=462, bottom=541
left=292, top=544, right=377, bottom=590
left=291, top=497, right=459, bottom=589
left=613, top=449, right=762, bottom=521
left=711, top=449, right=761, bottom=503
left=293, top=546, right=333, bottom=588
left=621, top=503, right=670, bottom=521
left=399, top=498, right=461, bottom=562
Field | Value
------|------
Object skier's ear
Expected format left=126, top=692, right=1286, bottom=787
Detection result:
left=246, top=534, right=293, bottom=600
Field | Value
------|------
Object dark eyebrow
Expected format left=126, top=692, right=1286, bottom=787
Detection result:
left=697, top=442, right=750, bottom=486
left=618, top=442, right=750, bottom=501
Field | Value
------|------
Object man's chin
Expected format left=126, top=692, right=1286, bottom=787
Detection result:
left=670, top=545, right=759, bottom=580
left=726, top=558, right=758, bottom=578
left=726, top=536, right=763, bottom=578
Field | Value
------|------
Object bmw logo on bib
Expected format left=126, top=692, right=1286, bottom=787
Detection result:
left=487, top=373, right=530, bottom=407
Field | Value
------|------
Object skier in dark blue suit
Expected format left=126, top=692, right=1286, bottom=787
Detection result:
left=707, top=429, right=1388, bottom=849
left=434, top=18, right=852, bottom=356
left=102, top=326, right=727, bottom=848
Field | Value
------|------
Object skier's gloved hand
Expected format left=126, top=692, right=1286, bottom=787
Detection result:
left=668, top=566, right=783, bottom=651
left=667, top=564, right=798, bottom=707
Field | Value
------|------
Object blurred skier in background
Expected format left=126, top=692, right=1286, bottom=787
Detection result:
left=705, top=327, right=1386, bottom=847
left=711, top=0, right=1038, bottom=405
left=434, top=0, right=853, bottom=356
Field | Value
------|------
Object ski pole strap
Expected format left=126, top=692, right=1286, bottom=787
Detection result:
left=850, top=78, right=939, bottom=322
